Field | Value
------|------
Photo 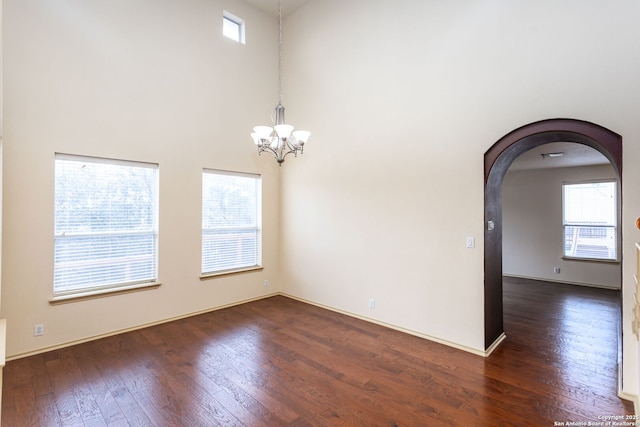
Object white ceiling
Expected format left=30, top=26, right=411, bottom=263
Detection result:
left=509, top=142, right=610, bottom=171
left=243, top=0, right=312, bottom=17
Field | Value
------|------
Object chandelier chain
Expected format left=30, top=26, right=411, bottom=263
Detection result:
left=278, top=0, right=283, bottom=105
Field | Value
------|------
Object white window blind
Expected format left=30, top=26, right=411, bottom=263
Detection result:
left=54, top=155, right=158, bottom=295
left=202, top=170, right=261, bottom=274
left=562, top=181, right=617, bottom=261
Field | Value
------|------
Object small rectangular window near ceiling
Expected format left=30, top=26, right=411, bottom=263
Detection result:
left=223, top=11, right=245, bottom=44
left=562, top=180, right=617, bottom=261
left=54, top=155, right=159, bottom=296
left=202, top=170, right=261, bottom=275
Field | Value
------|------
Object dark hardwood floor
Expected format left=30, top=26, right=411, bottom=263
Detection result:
left=2, top=277, right=633, bottom=426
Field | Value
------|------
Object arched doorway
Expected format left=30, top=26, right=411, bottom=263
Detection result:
left=484, top=118, right=622, bottom=349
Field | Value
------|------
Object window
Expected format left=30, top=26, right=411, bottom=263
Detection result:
left=54, top=155, right=158, bottom=296
left=223, top=11, right=245, bottom=44
left=562, top=180, right=617, bottom=261
left=202, top=170, right=261, bottom=275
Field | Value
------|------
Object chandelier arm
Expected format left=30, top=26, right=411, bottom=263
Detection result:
left=284, top=139, right=300, bottom=154
left=282, top=139, right=302, bottom=159
left=281, top=149, right=299, bottom=161
left=257, top=141, right=302, bottom=165
left=258, top=145, right=278, bottom=157
left=258, top=144, right=288, bottom=164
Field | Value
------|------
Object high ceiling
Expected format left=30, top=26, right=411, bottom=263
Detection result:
left=240, top=1, right=612, bottom=173
left=243, top=0, right=312, bottom=17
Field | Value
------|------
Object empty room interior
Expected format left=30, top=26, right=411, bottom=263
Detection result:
left=2, top=0, right=640, bottom=425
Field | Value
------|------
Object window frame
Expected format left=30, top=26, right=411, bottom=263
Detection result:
left=201, top=169, right=262, bottom=278
left=223, top=11, right=245, bottom=44
left=561, top=179, right=618, bottom=262
left=52, top=154, right=160, bottom=301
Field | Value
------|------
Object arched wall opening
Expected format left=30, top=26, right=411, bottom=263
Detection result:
left=484, top=118, right=622, bottom=349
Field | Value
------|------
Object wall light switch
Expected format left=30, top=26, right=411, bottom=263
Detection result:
left=466, top=237, right=475, bottom=248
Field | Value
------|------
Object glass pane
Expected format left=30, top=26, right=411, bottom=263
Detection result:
left=563, top=182, right=616, bottom=226
left=202, top=228, right=259, bottom=272
left=563, top=225, right=616, bottom=260
left=562, top=181, right=617, bottom=260
left=223, top=17, right=241, bottom=42
left=54, top=156, right=158, bottom=293
left=54, top=233, right=157, bottom=292
left=202, top=171, right=261, bottom=274
left=55, top=159, right=156, bottom=234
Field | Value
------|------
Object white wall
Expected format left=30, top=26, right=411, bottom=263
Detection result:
left=1, top=0, right=283, bottom=358
left=280, top=0, right=640, bottom=396
left=503, top=164, right=619, bottom=288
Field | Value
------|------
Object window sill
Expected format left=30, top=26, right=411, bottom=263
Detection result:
left=200, top=266, right=263, bottom=280
left=562, top=256, right=620, bottom=264
left=49, top=282, right=161, bottom=305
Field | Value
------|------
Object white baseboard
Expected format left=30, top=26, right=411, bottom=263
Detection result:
left=281, top=292, right=494, bottom=357
left=617, top=388, right=638, bottom=414
left=503, top=274, right=620, bottom=290
left=7, top=293, right=280, bottom=361
left=8, top=292, right=507, bottom=362
left=485, top=333, right=507, bottom=356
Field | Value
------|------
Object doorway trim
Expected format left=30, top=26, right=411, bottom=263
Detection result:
left=483, top=118, right=622, bottom=349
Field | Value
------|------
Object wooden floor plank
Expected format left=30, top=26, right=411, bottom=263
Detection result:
left=2, top=277, right=633, bottom=426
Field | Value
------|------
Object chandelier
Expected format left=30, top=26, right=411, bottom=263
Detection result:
left=250, top=0, right=310, bottom=165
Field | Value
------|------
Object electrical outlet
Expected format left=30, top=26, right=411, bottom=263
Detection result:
left=553, top=267, right=561, bottom=274
left=368, top=299, right=375, bottom=309
left=264, top=280, right=269, bottom=287
left=34, top=324, right=44, bottom=337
